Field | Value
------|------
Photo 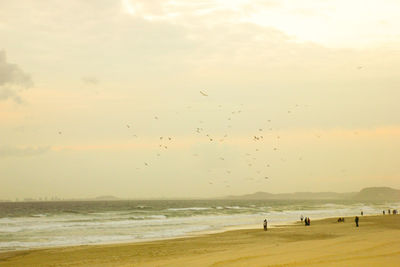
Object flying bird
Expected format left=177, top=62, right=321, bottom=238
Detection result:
left=200, top=91, right=208, bottom=96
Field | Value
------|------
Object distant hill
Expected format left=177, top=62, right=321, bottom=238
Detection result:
left=353, top=187, right=400, bottom=201
left=225, top=187, right=400, bottom=201
left=226, top=191, right=356, bottom=200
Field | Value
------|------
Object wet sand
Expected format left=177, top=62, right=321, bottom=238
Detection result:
left=1, top=215, right=399, bottom=266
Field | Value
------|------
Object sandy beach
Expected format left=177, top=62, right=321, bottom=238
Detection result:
left=0, top=215, right=399, bottom=266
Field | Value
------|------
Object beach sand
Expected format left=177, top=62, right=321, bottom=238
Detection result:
left=1, top=215, right=399, bottom=266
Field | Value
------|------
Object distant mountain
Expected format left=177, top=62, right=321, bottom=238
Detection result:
left=225, top=187, right=400, bottom=201
left=225, top=191, right=356, bottom=200
left=353, top=187, right=400, bottom=201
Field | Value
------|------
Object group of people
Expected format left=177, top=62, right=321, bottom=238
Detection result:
left=263, top=208, right=399, bottom=231
left=383, top=209, right=398, bottom=215
left=300, top=215, right=311, bottom=226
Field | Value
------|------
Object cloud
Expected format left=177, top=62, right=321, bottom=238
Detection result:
left=0, top=50, right=33, bottom=103
left=0, top=145, right=51, bottom=158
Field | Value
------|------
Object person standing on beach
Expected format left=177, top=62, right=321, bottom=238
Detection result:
left=383, top=210, right=385, bottom=215
left=355, top=216, right=359, bottom=227
left=263, top=219, right=268, bottom=231
left=361, top=211, right=363, bottom=216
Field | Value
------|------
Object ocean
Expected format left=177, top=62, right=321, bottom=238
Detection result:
left=0, top=199, right=398, bottom=251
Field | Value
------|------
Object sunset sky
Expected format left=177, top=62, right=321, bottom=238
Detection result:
left=1, top=0, right=400, bottom=199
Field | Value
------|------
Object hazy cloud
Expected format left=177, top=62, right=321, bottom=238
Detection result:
left=0, top=50, right=33, bottom=103
left=0, top=145, right=51, bottom=158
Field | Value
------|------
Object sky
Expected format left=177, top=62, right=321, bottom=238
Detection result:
left=1, top=0, right=400, bottom=199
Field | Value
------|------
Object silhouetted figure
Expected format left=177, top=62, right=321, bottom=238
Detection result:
left=355, top=216, right=359, bottom=227
left=388, top=209, right=391, bottom=214
left=383, top=210, right=385, bottom=215
left=304, top=217, right=308, bottom=226
left=361, top=211, right=363, bottom=216
left=300, top=215, right=304, bottom=222
left=307, top=217, right=311, bottom=226
left=338, top=218, right=342, bottom=223
left=263, top=219, right=268, bottom=231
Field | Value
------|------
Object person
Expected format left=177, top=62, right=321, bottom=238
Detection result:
left=355, top=216, right=359, bottom=227
left=338, top=218, right=342, bottom=223
left=361, top=211, right=363, bottom=216
left=307, top=217, right=311, bottom=226
left=388, top=209, right=391, bottom=214
left=263, top=219, right=268, bottom=231
left=383, top=210, right=385, bottom=215
left=300, top=215, right=304, bottom=222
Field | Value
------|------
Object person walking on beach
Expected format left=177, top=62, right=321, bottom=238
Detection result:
left=355, top=216, right=359, bottom=227
left=263, top=219, right=268, bottom=231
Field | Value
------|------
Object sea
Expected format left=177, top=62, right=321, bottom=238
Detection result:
left=0, top=199, right=399, bottom=252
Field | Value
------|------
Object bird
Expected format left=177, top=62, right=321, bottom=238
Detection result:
left=200, top=91, right=208, bottom=96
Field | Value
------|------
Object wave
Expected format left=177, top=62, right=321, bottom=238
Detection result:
left=167, top=207, right=212, bottom=211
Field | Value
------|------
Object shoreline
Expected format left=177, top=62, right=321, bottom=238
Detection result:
left=0, top=214, right=353, bottom=254
left=1, top=214, right=399, bottom=266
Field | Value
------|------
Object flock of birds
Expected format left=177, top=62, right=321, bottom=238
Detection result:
left=57, top=90, right=317, bottom=189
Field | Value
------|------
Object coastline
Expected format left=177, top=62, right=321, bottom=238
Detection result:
left=0, top=214, right=345, bottom=254
left=1, top=214, right=399, bottom=266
